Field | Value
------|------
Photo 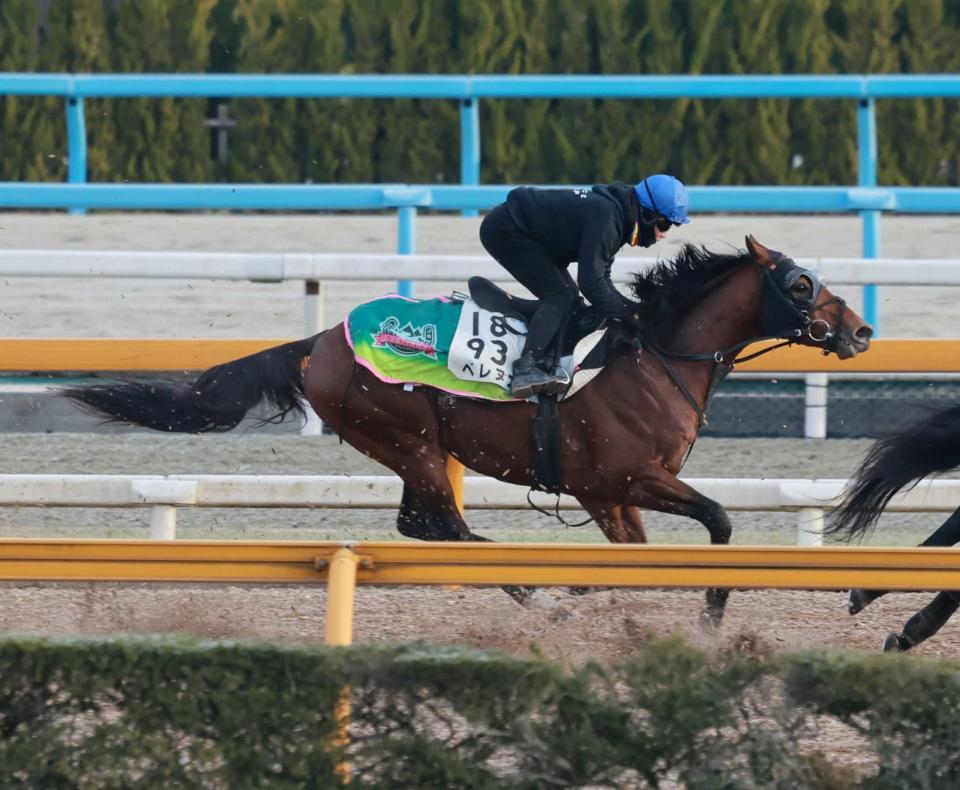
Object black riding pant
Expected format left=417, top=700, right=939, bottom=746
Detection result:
left=479, top=203, right=579, bottom=364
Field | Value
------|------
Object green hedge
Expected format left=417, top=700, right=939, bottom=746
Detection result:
left=2, top=0, right=960, bottom=186
left=4, top=633, right=960, bottom=787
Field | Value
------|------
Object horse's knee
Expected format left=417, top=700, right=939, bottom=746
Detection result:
left=697, top=500, right=731, bottom=544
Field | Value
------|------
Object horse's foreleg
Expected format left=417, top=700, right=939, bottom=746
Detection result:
left=626, top=471, right=733, bottom=630
left=581, top=501, right=638, bottom=544
left=883, top=591, right=960, bottom=652
left=849, top=504, right=960, bottom=615
left=622, top=506, right=648, bottom=543
left=565, top=501, right=647, bottom=597
left=399, top=473, right=563, bottom=612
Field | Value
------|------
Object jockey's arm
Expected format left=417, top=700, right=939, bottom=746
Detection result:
left=576, top=223, right=642, bottom=324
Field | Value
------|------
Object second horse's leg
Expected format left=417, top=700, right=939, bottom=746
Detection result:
left=882, top=591, right=960, bottom=652
left=849, top=505, right=960, bottom=614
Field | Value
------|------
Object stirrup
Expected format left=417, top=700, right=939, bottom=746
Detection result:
left=541, top=367, right=571, bottom=396
left=511, top=364, right=568, bottom=399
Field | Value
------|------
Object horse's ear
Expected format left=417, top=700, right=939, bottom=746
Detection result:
left=745, top=235, right=776, bottom=269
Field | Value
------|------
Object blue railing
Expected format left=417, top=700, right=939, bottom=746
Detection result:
left=3, top=72, right=960, bottom=330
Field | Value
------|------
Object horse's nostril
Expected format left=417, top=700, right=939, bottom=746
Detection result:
left=855, top=325, right=874, bottom=341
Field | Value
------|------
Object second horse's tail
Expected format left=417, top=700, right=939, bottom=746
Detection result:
left=62, top=335, right=321, bottom=433
left=827, top=403, right=960, bottom=541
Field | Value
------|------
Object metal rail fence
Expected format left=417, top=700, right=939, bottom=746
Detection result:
left=1, top=472, right=958, bottom=545
left=2, top=249, right=959, bottom=336
left=3, top=73, right=960, bottom=330
left=1, top=336, right=955, bottom=438
left=5, top=538, right=960, bottom=645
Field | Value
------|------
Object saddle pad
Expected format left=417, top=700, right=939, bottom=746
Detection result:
left=345, top=295, right=525, bottom=401
left=559, top=329, right=608, bottom=401
left=345, top=294, right=616, bottom=402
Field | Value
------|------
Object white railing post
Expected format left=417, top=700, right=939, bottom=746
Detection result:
left=796, top=507, right=824, bottom=547
left=299, top=279, right=325, bottom=436
left=303, top=279, right=324, bottom=335
left=803, top=373, right=829, bottom=439
left=149, top=505, right=178, bottom=540
left=131, top=479, right=197, bottom=540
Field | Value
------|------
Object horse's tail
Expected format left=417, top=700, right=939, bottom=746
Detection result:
left=826, top=403, right=960, bottom=542
left=62, top=334, right=322, bottom=433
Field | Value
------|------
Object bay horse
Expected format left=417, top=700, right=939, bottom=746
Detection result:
left=828, top=403, right=960, bottom=651
left=64, top=236, right=872, bottom=628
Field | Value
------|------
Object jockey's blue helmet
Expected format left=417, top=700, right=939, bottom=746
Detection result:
left=635, top=174, right=690, bottom=225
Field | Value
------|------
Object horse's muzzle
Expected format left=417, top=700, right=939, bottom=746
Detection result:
left=835, top=323, right=873, bottom=359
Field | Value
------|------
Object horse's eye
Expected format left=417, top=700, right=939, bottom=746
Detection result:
left=790, top=276, right=813, bottom=298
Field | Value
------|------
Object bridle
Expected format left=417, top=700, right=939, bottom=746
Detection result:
left=641, top=253, right=847, bottom=427
left=756, top=257, right=847, bottom=355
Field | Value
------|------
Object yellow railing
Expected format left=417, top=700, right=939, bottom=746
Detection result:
left=1, top=338, right=959, bottom=372
left=3, top=539, right=960, bottom=645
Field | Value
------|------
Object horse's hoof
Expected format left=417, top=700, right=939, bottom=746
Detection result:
left=522, top=588, right=562, bottom=611
left=848, top=588, right=890, bottom=615
left=521, top=590, right=574, bottom=621
left=567, top=586, right=612, bottom=597
left=847, top=589, right=871, bottom=615
left=698, top=607, right=723, bottom=632
left=882, top=633, right=905, bottom=652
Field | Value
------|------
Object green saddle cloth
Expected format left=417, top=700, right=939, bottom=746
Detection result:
left=345, top=295, right=524, bottom=401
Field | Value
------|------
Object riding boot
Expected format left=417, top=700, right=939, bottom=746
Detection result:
left=510, top=354, right=566, bottom=399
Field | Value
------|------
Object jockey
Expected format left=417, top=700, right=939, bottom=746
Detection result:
left=479, top=174, right=689, bottom=399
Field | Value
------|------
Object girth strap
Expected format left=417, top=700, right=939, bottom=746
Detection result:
left=530, top=394, right=562, bottom=494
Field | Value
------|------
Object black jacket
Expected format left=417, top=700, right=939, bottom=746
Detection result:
left=505, top=182, right=639, bottom=319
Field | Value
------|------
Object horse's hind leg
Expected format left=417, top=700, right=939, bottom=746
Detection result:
left=883, top=591, right=960, bottom=652
left=849, top=504, right=960, bottom=615
left=626, top=470, right=733, bottom=630
left=397, top=484, right=472, bottom=541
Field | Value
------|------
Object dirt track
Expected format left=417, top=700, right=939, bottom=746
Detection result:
left=0, top=431, right=956, bottom=663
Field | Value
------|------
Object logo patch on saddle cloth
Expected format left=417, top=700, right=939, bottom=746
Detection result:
left=372, top=317, right=439, bottom=359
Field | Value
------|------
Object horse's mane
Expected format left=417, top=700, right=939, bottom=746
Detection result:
left=629, top=244, right=750, bottom=329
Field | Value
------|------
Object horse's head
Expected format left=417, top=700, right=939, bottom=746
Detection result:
left=746, top=235, right=873, bottom=359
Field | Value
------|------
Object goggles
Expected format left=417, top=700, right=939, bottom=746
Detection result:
left=640, top=207, right=677, bottom=233
left=640, top=179, right=680, bottom=232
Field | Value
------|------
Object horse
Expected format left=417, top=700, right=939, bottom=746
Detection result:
left=63, top=235, right=872, bottom=628
left=828, top=403, right=960, bottom=651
